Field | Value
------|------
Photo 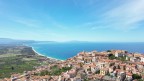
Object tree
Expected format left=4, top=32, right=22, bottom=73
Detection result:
left=117, top=65, right=120, bottom=69
left=108, top=54, right=115, bottom=60
left=138, top=79, right=143, bottom=81
left=125, top=51, right=128, bottom=54
left=11, top=66, right=14, bottom=70
left=84, top=78, right=89, bottom=81
left=132, top=74, right=142, bottom=80
left=107, top=50, right=111, bottom=52
left=95, top=70, right=100, bottom=74
left=106, top=72, right=110, bottom=76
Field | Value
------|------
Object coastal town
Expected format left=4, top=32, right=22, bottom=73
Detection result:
left=1, top=0, right=144, bottom=81
left=1, top=49, right=144, bottom=81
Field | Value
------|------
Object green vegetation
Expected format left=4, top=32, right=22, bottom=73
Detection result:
left=106, top=72, right=110, bottom=76
left=84, top=78, right=89, bottom=81
left=116, top=56, right=127, bottom=61
left=0, top=54, right=20, bottom=58
left=87, top=68, right=91, bottom=71
left=107, top=50, right=111, bottom=52
left=108, top=54, right=127, bottom=61
left=138, top=79, right=143, bottom=81
left=125, top=51, right=128, bottom=53
left=95, top=70, right=100, bottom=74
left=108, top=54, right=115, bottom=60
left=38, top=65, right=72, bottom=76
left=0, top=54, right=42, bottom=78
left=0, top=46, right=36, bottom=55
left=0, top=46, right=51, bottom=79
left=132, top=74, right=142, bottom=80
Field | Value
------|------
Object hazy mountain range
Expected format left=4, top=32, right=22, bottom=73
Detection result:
left=0, top=38, right=36, bottom=45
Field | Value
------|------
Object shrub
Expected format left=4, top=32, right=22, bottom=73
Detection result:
left=132, top=74, right=142, bottom=79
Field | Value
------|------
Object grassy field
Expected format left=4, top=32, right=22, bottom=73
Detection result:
left=0, top=54, right=20, bottom=58
left=0, top=45, right=58, bottom=79
left=0, top=54, right=48, bottom=78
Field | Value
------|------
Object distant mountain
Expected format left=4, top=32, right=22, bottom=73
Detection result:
left=0, top=38, right=36, bottom=45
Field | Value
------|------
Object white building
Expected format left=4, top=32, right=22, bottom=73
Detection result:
left=115, top=52, right=125, bottom=57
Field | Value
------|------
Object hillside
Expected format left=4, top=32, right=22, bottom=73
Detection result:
left=0, top=45, right=58, bottom=78
left=0, top=45, right=36, bottom=55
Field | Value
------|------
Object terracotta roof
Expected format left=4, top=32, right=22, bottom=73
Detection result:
left=92, top=74, right=104, bottom=79
left=131, top=64, right=136, bottom=67
left=120, top=64, right=126, bottom=66
left=101, top=68, right=109, bottom=71
left=115, top=69, right=124, bottom=72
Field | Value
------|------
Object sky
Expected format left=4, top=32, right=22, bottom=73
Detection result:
left=0, top=0, right=144, bottom=42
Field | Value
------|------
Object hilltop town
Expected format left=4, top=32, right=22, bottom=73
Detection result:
left=1, top=50, right=144, bottom=81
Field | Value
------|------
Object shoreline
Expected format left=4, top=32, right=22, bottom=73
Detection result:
left=24, top=44, right=64, bottom=61
left=31, top=46, right=64, bottom=61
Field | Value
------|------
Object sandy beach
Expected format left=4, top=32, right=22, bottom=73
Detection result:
left=31, top=46, right=64, bottom=61
left=24, top=44, right=63, bottom=61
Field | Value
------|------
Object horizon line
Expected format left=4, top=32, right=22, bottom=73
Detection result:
left=0, top=37, right=144, bottom=43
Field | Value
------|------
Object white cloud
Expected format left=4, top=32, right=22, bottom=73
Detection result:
left=103, top=0, right=144, bottom=31
left=84, top=0, right=144, bottom=31
left=12, top=18, right=40, bottom=28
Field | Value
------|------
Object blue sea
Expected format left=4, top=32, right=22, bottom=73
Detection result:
left=28, top=42, right=144, bottom=60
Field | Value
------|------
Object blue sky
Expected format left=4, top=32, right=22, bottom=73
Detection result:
left=0, top=0, right=144, bottom=42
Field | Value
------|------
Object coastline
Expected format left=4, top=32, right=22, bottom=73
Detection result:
left=31, top=46, right=64, bottom=61
left=24, top=44, right=64, bottom=61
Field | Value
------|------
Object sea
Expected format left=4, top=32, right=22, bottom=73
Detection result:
left=28, top=42, right=144, bottom=60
